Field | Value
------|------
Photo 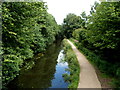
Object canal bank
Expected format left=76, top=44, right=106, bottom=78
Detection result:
left=7, top=40, right=69, bottom=89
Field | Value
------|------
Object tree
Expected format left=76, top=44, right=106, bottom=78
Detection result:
left=62, top=13, right=82, bottom=38
left=80, top=11, right=87, bottom=28
left=90, top=1, right=99, bottom=15
left=2, top=2, right=60, bottom=86
left=87, top=2, right=120, bottom=57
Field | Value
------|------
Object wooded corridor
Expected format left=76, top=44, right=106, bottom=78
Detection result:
left=1, top=1, right=120, bottom=89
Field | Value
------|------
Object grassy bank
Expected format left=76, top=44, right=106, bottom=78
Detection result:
left=70, top=38, right=120, bottom=88
left=62, top=39, right=80, bottom=88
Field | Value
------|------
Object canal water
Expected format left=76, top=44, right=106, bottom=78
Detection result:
left=7, top=41, right=69, bottom=89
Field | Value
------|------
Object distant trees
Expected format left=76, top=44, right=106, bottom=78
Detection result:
left=2, top=2, right=60, bottom=86
left=62, top=13, right=83, bottom=38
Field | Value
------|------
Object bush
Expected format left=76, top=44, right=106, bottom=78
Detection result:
left=2, top=54, right=23, bottom=85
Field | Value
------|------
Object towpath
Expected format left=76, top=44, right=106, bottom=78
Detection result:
left=67, top=39, right=101, bottom=88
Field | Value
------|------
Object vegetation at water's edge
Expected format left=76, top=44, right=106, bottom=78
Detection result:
left=2, top=2, right=62, bottom=87
left=62, top=39, right=80, bottom=88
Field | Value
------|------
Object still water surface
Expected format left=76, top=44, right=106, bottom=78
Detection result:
left=7, top=42, right=69, bottom=89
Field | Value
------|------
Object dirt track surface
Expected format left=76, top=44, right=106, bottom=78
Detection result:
left=67, top=40, right=101, bottom=88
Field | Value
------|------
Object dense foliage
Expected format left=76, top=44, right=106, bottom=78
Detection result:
left=62, top=13, right=83, bottom=38
left=87, top=2, right=120, bottom=87
left=63, top=2, right=120, bottom=88
left=2, top=1, right=120, bottom=88
left=2, top=2, right=60, bottom=87
left=63, top=39, right=80, bottom=88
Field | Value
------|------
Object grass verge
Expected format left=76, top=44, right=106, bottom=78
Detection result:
left=62, top=39, right=80, bottom=88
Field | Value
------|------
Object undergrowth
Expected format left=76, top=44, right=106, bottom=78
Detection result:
left=62, top=39, right=80, bottom=88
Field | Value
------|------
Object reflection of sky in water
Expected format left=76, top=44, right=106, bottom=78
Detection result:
left=7, top=43, right=69, bottom=89
left=57, top=50, right=68, bottom=67
left=49, top=50, right=69, bottom=88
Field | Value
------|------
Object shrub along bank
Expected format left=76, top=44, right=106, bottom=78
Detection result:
left=2, top=2, right=60, bottom=87
left=62, top=39, right=80, bottom=88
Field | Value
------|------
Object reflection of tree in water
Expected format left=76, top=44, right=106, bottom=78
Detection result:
left=7, top=42, right=62, bottom=88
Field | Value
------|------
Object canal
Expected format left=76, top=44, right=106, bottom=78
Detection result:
left=7, top=41, right=69, bottom=89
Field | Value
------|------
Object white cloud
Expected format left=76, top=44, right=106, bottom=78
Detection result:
left=44, top=0, right=100, bottom=24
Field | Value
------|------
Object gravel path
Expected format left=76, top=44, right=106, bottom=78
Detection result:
left=67, top=40, right=101, bottom=88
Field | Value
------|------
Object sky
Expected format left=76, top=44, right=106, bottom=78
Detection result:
left=43, top=0, right=100, bottom=25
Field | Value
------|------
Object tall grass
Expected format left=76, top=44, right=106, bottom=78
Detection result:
left=62, top=39, right=80, bottom=88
